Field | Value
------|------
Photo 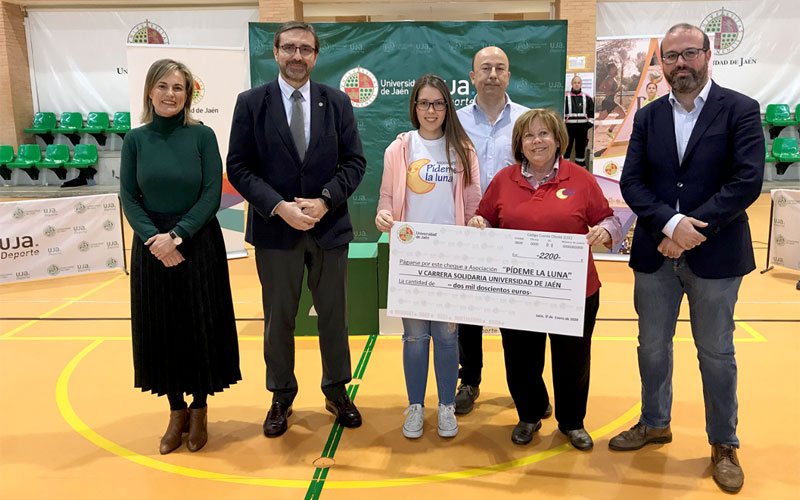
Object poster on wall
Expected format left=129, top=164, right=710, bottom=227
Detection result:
left=248, top=21, right=569, bottom=243
left=596, top=1, right=800, bottom=112
left=0, top=194, right=125, bottom=284
left=768, top=190, right=800, bottom=272
left=591, top=37, right=671, bottom=259
left=26, top=9, right=258, bottom=115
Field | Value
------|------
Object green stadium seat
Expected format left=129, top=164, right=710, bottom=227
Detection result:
left=765, top=104, right=797, bottom=126
left=107, top=112, right=131, bottom=135
left=24, top=112, right=58, bottom=146
left=54, top=112, right=83, bottom=133
left=0, top=145, right=13, bottom=181
left=38, top=144, right=70, bottom=180
left=24, top=112, right=57, bottom=134
left=765, top=139, right=776, bottom=163
left=66, top=144, right=98, bottom=168
left=80, top=112, right=109, bottom=133
left=764, top=104, right=799, bottom=139
left=772, top=137, right=800, bottom=175
left=62, top=144, right=98, bottom=187
left=54, top=112, right=83, bottom=145
left=80, top=112, right=111, bottom=147
left=6, top=144, right=42, bottom=180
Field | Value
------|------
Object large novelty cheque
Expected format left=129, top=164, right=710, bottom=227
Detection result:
left=387, top=222, right=589, bottom=337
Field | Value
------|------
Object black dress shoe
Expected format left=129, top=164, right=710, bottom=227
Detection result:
left=559, top=426, right=594, bottom=451
left=325, top=393, right=362, bottom=428
left=263, top=401, right=292, bottom=437
left=543, top=402, right=553, bottom=419
left=511, top=420, right=542, bottom=445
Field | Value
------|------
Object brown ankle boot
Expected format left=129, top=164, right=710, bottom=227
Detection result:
left=160, top=409, right=188, bottom=454
left=187, top=406, right=208, bottom=452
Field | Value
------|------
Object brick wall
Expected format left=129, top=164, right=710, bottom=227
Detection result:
left=0, top=1, right=33, bottom=148
left=259, top=0, right=303, bottom=22
left=558, top=0, right=598, bottom=72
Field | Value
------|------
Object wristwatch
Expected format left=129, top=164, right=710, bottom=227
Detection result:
left=321, top=188, right=332, bottom=209
left=168, top=229, right=183, bottom=246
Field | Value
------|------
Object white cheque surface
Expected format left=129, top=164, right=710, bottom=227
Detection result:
left=387, top=222, right=589, bottom=336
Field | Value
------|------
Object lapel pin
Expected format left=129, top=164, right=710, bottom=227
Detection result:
left=319, top=102, right=323, bottom=107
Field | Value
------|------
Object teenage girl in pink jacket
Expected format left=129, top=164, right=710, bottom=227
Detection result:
left=375, top=73, right=481, bottom=440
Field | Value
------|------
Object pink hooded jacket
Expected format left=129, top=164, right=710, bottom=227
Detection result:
left=377, top=132, right=481, bottom=226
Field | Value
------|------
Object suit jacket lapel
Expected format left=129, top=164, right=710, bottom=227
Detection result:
left=305, top=82, right=326, bottom=166
left=655, top=98, right=680, bottom=169
left=682, top=82, right=723, bottom=167
left=265, top=80, right=302, bottom=164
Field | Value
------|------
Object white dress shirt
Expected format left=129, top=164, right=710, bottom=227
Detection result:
left=662, top=78, right=713, bottom=238
left=457, top=95, right=529, bottom=194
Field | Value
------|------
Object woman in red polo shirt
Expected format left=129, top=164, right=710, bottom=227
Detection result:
left=468, top=108, right=620, bottom=451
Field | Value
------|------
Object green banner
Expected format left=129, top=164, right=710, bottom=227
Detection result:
left=249, top=21, right=567, bottom=242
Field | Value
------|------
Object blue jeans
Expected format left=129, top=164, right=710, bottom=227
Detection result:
left=401, top=318, right=459, bottom=406
left=634, top=256, right=742, bottom=446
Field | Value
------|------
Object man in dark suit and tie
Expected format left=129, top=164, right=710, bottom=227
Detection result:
left=227, top=21, right=366, bottom=437
left=612, top=23, right=763, bottom=494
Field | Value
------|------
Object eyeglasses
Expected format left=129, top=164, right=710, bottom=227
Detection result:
left=279, top=44, right=316, bottom=57
left=661, top=47, right=707, bottom=64
left=415, top=100, right=447, bottom=111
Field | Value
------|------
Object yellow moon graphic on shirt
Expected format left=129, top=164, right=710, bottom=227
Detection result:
left=406, top=158, right=436, bottom=194
left=556, top=188, right=569, bottom=199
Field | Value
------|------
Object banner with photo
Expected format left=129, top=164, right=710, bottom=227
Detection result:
left=596, top=0, right=800, bottom=111
left=768, top=190, right=800, bottom=272
left=126, top=45, right=247, bottom=259
left=26, top=8, right=257, bottom=115
left=0, top=194, right=125, bottom=284
left=249, top=21, right=568, bottom=243
left=590, top=37, right=667, bottom=259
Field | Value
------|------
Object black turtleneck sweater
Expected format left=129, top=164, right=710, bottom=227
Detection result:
left=120, top=111, right=222, bottom=240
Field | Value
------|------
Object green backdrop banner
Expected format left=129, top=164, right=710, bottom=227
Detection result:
left=249, top=21, right=567, bottom=242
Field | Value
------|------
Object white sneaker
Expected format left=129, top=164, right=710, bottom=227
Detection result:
left=402, top=404, right=424, bottom=439
left=438, top=403, right=458, bottom=437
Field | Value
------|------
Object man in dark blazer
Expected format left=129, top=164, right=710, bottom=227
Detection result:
left=612, top=24, right=763, bottom=494
left=227, top=21, right=366, bottom=437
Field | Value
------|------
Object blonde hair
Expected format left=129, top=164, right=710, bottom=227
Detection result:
left=511, top=108, right=569, bottom=163
left=140, top=58, right=197, bottom=126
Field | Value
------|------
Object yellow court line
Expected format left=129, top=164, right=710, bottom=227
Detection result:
left=1, top=272, right=126, bottom=339
left=57, top=338, right=642, bottom=489
left=733, top=315, right=767, bottom=342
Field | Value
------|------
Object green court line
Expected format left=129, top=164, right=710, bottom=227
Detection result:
left=305, top=333, right=378, bottom=500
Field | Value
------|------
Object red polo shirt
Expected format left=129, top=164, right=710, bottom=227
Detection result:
left=476, top=158, right=614, bottom=297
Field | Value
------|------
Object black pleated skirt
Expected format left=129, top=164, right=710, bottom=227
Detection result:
left=130, top=212, right=241, bottom=396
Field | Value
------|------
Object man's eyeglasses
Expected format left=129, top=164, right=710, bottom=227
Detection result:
left=279, top=44, right=316, bottom=57
left=661, top=47, right=707, bottom=64
left=415, top=100, right=447, bottom=111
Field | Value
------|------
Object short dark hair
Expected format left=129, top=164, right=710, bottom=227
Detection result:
left=660, top=23, right=711, bottom=55
left=274, top=21, right=320, bottom=53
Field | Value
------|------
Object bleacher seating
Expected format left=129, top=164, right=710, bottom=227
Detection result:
left=80, top=112, right=110, bottom=146
left=54, top=112, right=83, bottom=145
left=772, top=137, right=800, bottom=175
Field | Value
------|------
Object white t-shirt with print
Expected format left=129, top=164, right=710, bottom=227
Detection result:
left=403, top=130, right=456, bottom=225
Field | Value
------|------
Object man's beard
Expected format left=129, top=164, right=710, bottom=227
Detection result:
left=666, top=64, right=707, bottom=94
left=281, top=60, right=308, bottom=82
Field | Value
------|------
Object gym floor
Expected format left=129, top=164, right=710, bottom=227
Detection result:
left=1, top=193, right=798, bottom=499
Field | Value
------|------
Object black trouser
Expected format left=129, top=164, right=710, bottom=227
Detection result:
left=500, top=292, right=599, bottom=430
left=457, top=323, right=483, bottom=387
left=255, top=233, right=352, bottom=406
left=565, top=122, right=591, bottom=166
